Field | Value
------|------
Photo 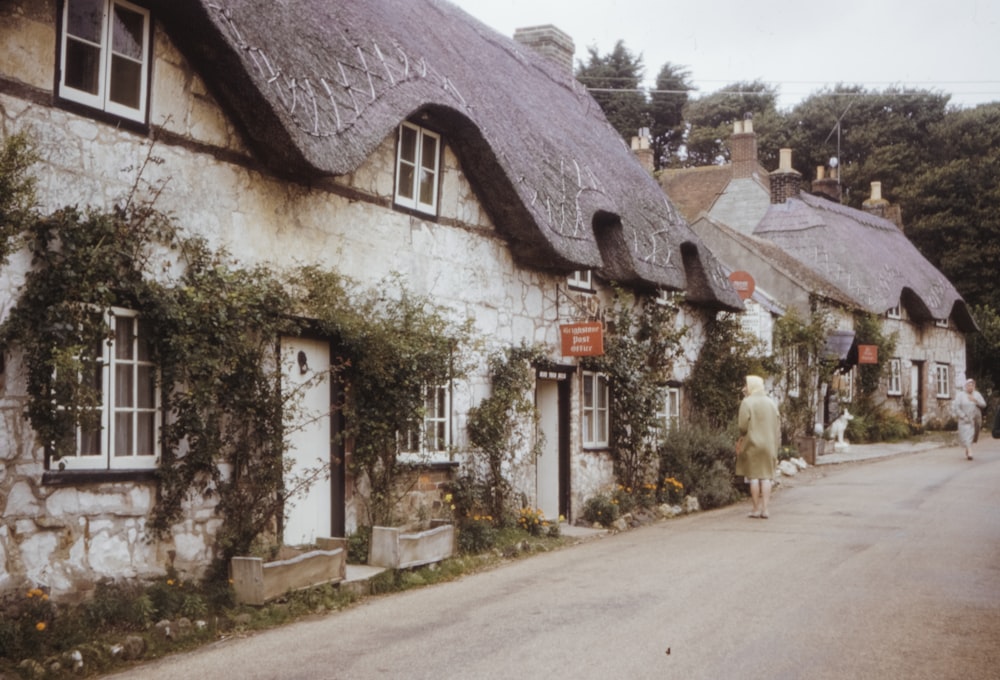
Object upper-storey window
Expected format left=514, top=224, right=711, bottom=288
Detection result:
left=568, top=270, right=593, bottom=292
left=886, top=303, right=901, bottom=319
left=54, top=308, right=160, bottom=471
left=59, top=0, right=151, bottom=124
left=395, top=122, right=440, bottom=215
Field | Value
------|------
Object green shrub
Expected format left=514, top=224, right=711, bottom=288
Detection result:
left=581, top=493, right=620, bottom=527
left=457, top=517, right=499, bottom=554
left=657, top=422, right=741, bottom=510
left=347, top=526, right=371, bottom=564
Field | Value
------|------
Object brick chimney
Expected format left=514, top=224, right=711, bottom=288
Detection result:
left=769, top=148, right=801, bottom=204
left=631, top=127, right=654, bottom=173
left=811, top=165, right=841, bottom=202
left=862, top=181, right=904, bottom=229
left=731, top=116, right=758, bottom=179
left=514, top=25, right=575, bottom=73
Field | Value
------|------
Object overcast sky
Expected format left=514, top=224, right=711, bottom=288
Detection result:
left=447, top=0, right=1000, bottom=110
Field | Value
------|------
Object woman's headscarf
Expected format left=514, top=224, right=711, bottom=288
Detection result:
left=745, top=375, right=766, bottom=395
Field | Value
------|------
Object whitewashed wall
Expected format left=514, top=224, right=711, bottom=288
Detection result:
left=0, top=8, right=711, bottom=598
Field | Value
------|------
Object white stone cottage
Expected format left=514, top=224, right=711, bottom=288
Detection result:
left=661, top=120, right=975, bottom=431
left=0, top=0, right=742, bottom=599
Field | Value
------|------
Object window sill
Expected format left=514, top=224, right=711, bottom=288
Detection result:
left=42, top=469, right=159, bottom=487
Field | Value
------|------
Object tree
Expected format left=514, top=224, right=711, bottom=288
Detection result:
left=649, top=62, right=693, bottom=169
left=899, top=103, right=1000, bottom=312
left=575, top=40, right=649, bottom=143
left=682, top=80, right=781, bottom=167
left=782, top=86, right=951, bottom=207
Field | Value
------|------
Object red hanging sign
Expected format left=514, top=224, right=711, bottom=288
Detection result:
left=560, top=322, right=605, bottom=357
left=858, top=344, right=879, bottom=364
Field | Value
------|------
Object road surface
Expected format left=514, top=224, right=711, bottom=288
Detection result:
left=106, top=438, right=1000, bottom=679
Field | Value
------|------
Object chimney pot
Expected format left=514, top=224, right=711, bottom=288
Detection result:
left=870, top=181, right=882, bottom=201
left=779, top=148, right=793, bottom=171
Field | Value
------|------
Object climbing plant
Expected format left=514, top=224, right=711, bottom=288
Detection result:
left=466, top=342, right=549, bottom=524
left=687, top=312, right=771, bottom=430
left=294, top=267, right=472, bottom=527
left=772, top=305, right=835, bottom=440
left=0, top=132, right=37, bottom=266
left=0, top=136, right=473, bottom=565
left=584, top=290, right=687, bottom=493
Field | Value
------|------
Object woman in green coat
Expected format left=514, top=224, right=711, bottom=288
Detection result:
left=736, top=375, right=781, bottom=519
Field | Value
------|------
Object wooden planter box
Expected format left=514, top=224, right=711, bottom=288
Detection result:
left=231, top=537, right=347, bottom=605
left=368, top=524, right=456, bottom=569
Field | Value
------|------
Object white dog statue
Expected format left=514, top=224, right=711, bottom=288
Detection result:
left=828, top=409, right=854, bottom=450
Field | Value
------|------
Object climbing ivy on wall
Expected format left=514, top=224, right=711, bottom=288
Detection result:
left=0, top=134, right=469, bottom=566
left=584, top=289, right=687, bottom=492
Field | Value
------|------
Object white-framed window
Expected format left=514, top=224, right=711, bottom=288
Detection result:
left=739, top=300, right=773, bottom=355
left=655, top=387, right=680, bottom=436
left=582, top=371, right=609, bottom=448
left=403, top=384, right=450, bottom=455
left=934, top=318, right=949, bottom=328
left=59, top=0, right=151, bottom=123
left=888, top=358, right=902, bottom=396
left=394, top=121, right=440, bottom=214
left=886, top=303, right=901, bottom=319
left=55, top=307, right=159, bottom=471
left=567, top=270, right=593, bottom=291
left=935, top=363, right=950, bottom=398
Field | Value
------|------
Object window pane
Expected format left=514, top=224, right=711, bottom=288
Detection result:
left=420, top=132, right=437, bottom=170
left=398, top=164, right=415, bottom=200
left=136, top=319, right=151, bottom=361
left=114, top=411, right=133, bottom=456
left=400, top=125, right=417, bottom=163
left=137, top=365, right=155, bottom=408
left=65, top=40, right=102, bottom=94
left=116, top=364, right=134, bottom=407
left=115, top=316, right=134, bottom=359
left=418, top=168, right=436, bottom=206
left=109, top=55, right=142, bottom=108
left=111, top=4, right=144, bottom=60
left=67, top=0, right=104, bottom=43
left=583, top=375, right=594, bottom=409
left=79, top=424, right=102, bottom=457
left=136, top=412, right=155, bottom=456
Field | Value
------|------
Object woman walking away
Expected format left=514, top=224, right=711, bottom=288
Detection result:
left=736, top=375, right=781, bottom=519
left=953, top=378, right=986, bottom=460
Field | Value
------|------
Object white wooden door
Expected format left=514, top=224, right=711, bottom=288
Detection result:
left=536, top=379, right=560, bottom=521
left=281, top=337, right=332, bottom=546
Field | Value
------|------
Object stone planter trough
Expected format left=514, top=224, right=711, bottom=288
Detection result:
left=231, top=537, right=347, bottom=605
left=368, top=523, right=456, bottom=569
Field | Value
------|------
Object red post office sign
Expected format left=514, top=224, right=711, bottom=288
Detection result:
left=857, top=344, right=879, bottom=364
left=560, top=322, right=604, bottom=357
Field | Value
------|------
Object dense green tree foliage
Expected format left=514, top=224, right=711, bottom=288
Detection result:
left=575, top=40, right=649, bottom=144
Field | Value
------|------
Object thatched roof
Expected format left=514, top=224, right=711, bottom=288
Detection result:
left=148, top=0, right=742, bottom=310
left=695, top=215, right=858, bottom=310
left=756, top=193, right=976, bottom=332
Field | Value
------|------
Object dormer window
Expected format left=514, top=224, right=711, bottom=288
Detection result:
left=568, top=270, right=593, bottom=292
left=934, top=318, right=949, bottom=329
left=886, top=303, right=901, bottom=319
left=59, top=0, right=151, bottom=124
left=395, top=122, right=440, bottom=215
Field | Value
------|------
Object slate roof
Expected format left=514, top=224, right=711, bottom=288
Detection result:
left=755, top=192, right=976, bottom=332
left=147, top=0, right=742, bottom=310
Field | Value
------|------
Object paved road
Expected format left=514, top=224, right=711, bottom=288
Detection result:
left=107, top=438, right=1000, bottom=680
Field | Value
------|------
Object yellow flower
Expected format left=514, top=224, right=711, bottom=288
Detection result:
left=167, top=579, right=175, bottom=586
left=35, top=622, right=46, bottom=632
left=443, top=493, right=453, bottom=503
